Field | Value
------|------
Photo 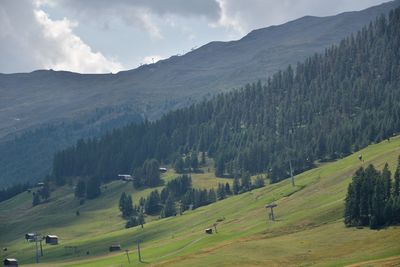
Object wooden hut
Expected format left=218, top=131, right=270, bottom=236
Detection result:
left=3, top=258, right=18, bottom=267
left=45, top=235, right=58, bottom=245
left=109, top=244, right=121, bottom=252
left=25, top=233, right=35, bottom=242
left=205, top=228, right=213, bottom=234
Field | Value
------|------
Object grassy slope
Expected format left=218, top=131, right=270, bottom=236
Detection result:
left=1, top=137, right=400, bottom=266
left=0, top=166, right=231, bottom=262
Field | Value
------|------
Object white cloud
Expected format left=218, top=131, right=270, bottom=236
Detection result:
left=34, top=9, right=123, bottom=73
left=0, top=0, right=123, bottom=74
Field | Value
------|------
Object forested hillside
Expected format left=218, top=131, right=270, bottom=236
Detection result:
left=1, top=1, right=399, bottom=188
left=0, top=106, right=142, bottom=187
left=52, top=8, right=400, bottom=184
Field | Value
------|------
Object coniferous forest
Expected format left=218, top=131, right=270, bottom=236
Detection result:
left=344, top=156, right=400, bottom=229
left=52, top=8, right=400, bottom=185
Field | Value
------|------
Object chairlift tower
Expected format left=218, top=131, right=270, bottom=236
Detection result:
left=265, top=203, right=278, bottom=221
left=289, top=159, right=295, bottom=187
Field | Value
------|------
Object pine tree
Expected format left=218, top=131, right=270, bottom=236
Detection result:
left=86, top=176, right=101, bottom=199
left=174, top=157, right=185, bottom=174
left=143, top=159, right=161, bottom=187
left=145, top=190, right=161, bottom=214
left=344, top=183, right=356, bottom=226
left=125, top=216, right=138, bottom=228
left=32, top=193, right=40, bottom=207
left=125, top=195, right=134, bottom=217
left=225, top=182, right=231, bottom=195
left=382, top=163, right=391, bottom=200
left=39, top=183, right=51, bottom=201
left=132, top=167, right=144, bottom=188
left=75, top=179, right=86, bottom=199
left=208, top=189, right=217, bottom=203
left=241, top=172, right=252, bottom=192
left=138, top=210, right=145, bottom=228
left=217, top=183, right=226, bottom=200
left=191, top=152, right=199, bottom=171
left=215, top=157, right=225, bottom=177
left=254, top=175, right=265, bottom=188
left=394, top=156, right=400, bottom=197
left=201, top=151, right=206, bottom=165
left=119, top=192, right=127, bottom=216
left=370, top=176, right=385, bottom=229
left=162, top=193, right=176, bottom=218
left=233, top=177, right=240, bottom=195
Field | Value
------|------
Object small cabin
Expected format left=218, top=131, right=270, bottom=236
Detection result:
left=25, top=233, right=35, bottom=242
left=109, top=244, right=121, bottom=252
left=118, top=174, right=133, bottom=182
left=205, top=228, right=213, bottom=234
left=45, top=235, right=58, bottom=245
left=3, top=258, right=18, bottom=267
left=159, top=167, right=167, bottom=173
left=36, top=182, right=44, bottom=187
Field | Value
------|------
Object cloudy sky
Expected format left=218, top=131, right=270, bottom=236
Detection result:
left=0, top=0, right=389, bottom=74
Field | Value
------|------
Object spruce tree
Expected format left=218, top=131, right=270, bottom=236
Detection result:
left=145, top=190, right=161, bottom=214
left=119, top=193, right=126, bottom=212
left=233, top=177, right=240, bottom=195
left=39, top=183, right=51, bottom=201
left=75, top=179, right=86, bottom=199
left=241, top=172, right=252, bottom=192
left=191, top=152, right=199, bottom=171
left=217, top=183, right=226, bottom=200
left=215, top=157, right=225, bottom=177
left=394, top=156, right=400, bottom=197
left=86, top=176, right=101, bottom=199
left=32, top=193, right=40, bottom=207
left=225, top=182, right=231, bottom=195
left=174, top=157, right=185, bottom=174
left=370, top=176, right=385, bottom=229
left=138, top=210, right=145, bottom=228
left=162, top=193, right=176, bottom=218
left=382, top=163, right=391, bottom=200
left=254, top=175, right=265, bottom=188
left=201, top=151, right=206, bottom=165
left=208, top=189, right=217, bottom=203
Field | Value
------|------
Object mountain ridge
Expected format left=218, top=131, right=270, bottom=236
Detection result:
left=1, top=0, right=399, bottom=187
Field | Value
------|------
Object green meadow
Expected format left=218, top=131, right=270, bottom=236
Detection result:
left=1, top=137, right=400, bottom=266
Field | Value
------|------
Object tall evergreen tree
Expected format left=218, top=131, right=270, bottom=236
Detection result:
left=86, top=176, right=101, bottom=199
left=233, top=177, right=240, bottom=195
left=217, top=183, right=226, bottom=200
left=241, top=172, right=252, bottom=192
left=39, top=183, right=51, bottom=201
left=394, top=156, right=400, bottom=197
left=161, top=193, right=176, bottom=218
left=382, top=163, right=391, bottom=200
left=75, top=179, right=86, bottom=199
left=174, top=157, right=185, bottom=174
left=32, top=193, right=40, bottom=207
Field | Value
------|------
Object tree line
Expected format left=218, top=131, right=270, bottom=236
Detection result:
left=51, top=8, right=400, bottom=185
left=344, top=156, right=400, bottom=229
left=119, top=173, right=267, bottom=224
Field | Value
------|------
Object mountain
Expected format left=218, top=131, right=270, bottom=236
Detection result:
left=1, top=0, right=400, bottom=187
left=51, top=7, right=400, bottom=186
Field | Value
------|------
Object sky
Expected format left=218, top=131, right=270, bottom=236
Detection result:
left=0, top=0, right=390, bottom=74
